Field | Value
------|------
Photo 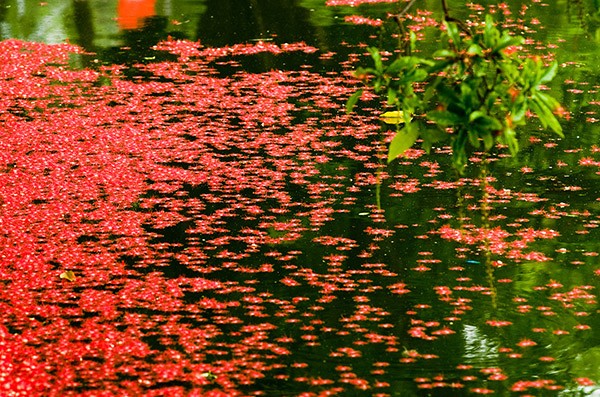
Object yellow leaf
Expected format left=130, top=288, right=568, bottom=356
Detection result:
left=59, top=270, right=76, bottom=282
left=380, top=110, right=408, bottom=125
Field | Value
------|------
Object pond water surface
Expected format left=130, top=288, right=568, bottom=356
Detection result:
left=1, top=1, right=600, bottom=396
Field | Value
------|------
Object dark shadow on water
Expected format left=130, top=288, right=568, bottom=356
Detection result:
left=196, top=0, right=315, bottom=47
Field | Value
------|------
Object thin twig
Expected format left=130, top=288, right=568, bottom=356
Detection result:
left=390, top=0, right=417, bottom=27
left=441, top=0, right=450, bottom=20
left=398, top=0, right=418, bottom=18
left=440, top=0, right=472, bottom=36
left=388, top=0, right=419, bottom=55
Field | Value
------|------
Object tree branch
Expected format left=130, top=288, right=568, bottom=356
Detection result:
left=440, top=0, right=472, bottom=36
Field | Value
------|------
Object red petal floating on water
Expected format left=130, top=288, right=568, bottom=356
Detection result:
left=344, top=15, right=383, bottom=27
left=486, top=320, right=512, bottom=327
left=517, top=339, right=537, bottom=348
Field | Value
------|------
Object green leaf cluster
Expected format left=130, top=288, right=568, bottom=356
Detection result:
left=347, top=15, right=564, bottom=172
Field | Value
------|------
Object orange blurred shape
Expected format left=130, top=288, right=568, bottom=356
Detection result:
left=117, top=0, right=156, bottom=30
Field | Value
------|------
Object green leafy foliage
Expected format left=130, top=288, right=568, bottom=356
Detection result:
left=388, top=123, right=419, bottom=162
left=348, top=14, right=565, bottom=172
